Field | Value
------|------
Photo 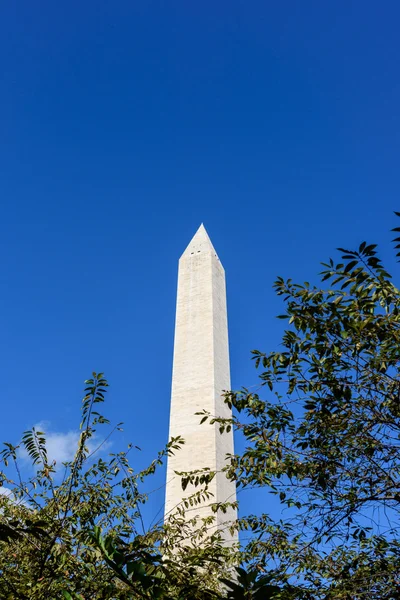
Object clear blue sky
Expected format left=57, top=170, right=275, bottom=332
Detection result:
left=1, top=1, right=399, bottom=525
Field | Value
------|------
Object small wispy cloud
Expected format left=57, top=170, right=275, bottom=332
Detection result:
left=41, top=428, right=81, bottom=464
left=19, top=422, right=111, bottom=468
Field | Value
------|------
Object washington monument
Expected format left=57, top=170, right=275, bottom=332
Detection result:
left=165, top=224, right=237, bottom=544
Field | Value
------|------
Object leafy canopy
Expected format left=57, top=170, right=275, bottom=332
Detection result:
left=210, top=225, right=400, bottom=598
left=0, top=374, right=240, bottom=599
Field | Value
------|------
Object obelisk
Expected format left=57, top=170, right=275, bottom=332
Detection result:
left=165, top=224, right=237, bottom=545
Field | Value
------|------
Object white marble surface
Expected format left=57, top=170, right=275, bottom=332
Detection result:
left=165, top=225, right=238, bottom=545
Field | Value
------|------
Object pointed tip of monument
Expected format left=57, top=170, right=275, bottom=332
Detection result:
left=181, top=223, right=219, bottom=259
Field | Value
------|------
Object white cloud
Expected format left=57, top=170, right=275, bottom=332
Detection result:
left=43, top=429, right=81, bottom=464
left=20, top=423, right=111, bottom=468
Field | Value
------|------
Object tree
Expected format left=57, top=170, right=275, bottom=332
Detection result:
left=0, top=373, right=290, bottom=599
left=205, top=224, right=400, bottom=598
left=0, top=373, right=237, bottom=599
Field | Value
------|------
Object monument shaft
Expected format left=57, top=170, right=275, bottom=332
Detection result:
left=165, top=225, right=237, bottom=543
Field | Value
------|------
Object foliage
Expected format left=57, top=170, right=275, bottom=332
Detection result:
left=220, top=567, right=283, bottom=599
left=201, top=224, right=400, bottom=598
left=0, top=373, right=240, bottom=599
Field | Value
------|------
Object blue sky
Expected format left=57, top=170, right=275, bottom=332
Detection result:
left=1, top=1, right=400, bottom=526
